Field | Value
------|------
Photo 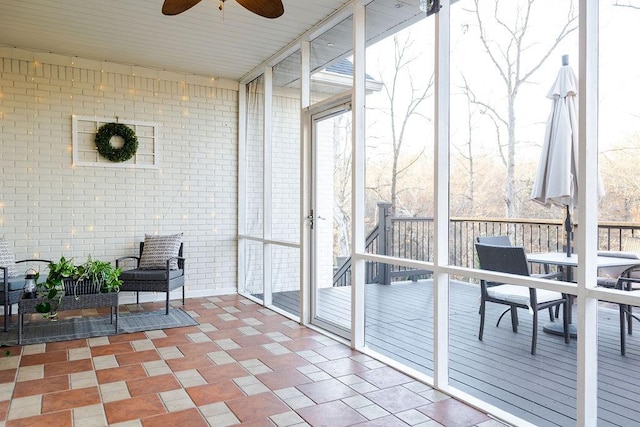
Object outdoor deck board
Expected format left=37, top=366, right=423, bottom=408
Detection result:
left=255, top=280, right=640, bottom=426
left=366, top=318, right=578, bottom=425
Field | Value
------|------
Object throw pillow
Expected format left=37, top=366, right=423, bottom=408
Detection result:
left=0, top=238, right=18, bottom=278
left=139, top=233, right=183, bottom=270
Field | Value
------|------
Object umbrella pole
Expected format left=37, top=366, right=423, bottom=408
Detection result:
left=565, top=206, right=572, bottom=257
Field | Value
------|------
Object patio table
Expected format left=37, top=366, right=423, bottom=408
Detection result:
left=527, top=252, right=640, bottom=337
left=18, top=291, right=118, bottom=344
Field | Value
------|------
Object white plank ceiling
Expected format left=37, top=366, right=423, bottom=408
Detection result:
left=0, top=0, right=352, bottom=80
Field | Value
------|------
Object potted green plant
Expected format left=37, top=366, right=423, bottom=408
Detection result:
left=76, top=256, right=122, bottom=294
left=34, top=256, right=121, bottom=317
left=35, top=256, right=77, bottom=316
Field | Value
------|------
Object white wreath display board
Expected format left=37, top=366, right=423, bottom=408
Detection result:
left=72, top=115, right=159, bottom=169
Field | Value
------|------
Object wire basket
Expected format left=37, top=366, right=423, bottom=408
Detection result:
left=63, top=278, right=100, bottom=296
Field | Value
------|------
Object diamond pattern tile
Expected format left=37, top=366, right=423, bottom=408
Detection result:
left=43, top=358, right=93, bottom=378
left=104, top=394, right=166, bottom=424
left=13, top=375, right=69, bottom=398
left=41, top=386, right=101, bottom=413
left=296, top=378, right=358, bottom=404
left=297, top=400, right=368, bottom=426
left=256, top=368, right=312, bottom=390
left=141, top=407, right=208, bottom=427
left=198, top=362, right=249, bottom=384
left=418, top=397, right=491, bottom=427
left=186, top=379, right=245, bottom=405
left=365, top=384, right=430, bottom=413
left=0, top=295, right=493, bottom=426
left=226, top=391, right=290, bottom=422
left=126, top=373, right=181, bottom=397
left=356, top=366, right=413, bottom=389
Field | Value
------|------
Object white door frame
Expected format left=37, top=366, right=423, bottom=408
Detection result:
left=302, top=91, right=353, bottom=339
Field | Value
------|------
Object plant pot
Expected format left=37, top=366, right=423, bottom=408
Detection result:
left=63, top=278, right=100, bottom=296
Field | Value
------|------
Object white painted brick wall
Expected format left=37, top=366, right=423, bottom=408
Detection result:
left=0, top=50, right=239, bottom=296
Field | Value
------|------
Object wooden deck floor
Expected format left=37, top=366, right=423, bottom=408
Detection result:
left=255, top=280, right=640, bottom=427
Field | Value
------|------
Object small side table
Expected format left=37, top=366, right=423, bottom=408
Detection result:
left=18, top=292, right=119, bottom=344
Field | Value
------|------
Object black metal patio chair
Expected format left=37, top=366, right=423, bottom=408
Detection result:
left=116, top=235, right=185, bottom=314
left=475, top=242, right=570, bottom=355
left=476, top=235, right=512, bottom=246
left=0, top=238, right=51, bottom=331
left=600, top=263, right=640, bottom=355
left=1, top=260, right=53, bottom=331
left=596, top=236, right=640, bottom=354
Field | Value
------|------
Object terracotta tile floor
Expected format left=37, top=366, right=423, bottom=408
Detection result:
left=0, top=295, right=507, bottom=426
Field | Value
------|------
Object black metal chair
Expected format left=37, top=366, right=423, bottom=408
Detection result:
left=595, top=238, right=640, bottom=354
left=601, top=263, right=640, bottom=355
left=475, top=236, right=515, bottom=321
left=1, top=259, right=51, bottom=331
left=475, top=243, right=570, bottom=354
left=476, top=234, right=563, bottom=309
left=116, top=242, right=185, bottom=314
left=476, top=235, right=512, bottom=246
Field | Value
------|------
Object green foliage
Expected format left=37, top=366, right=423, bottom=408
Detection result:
left=76, top=256, right=122, bottom=293
left=34, top=256, right=121, bottom=316
left=35, top=256, right=76, bottom=315
left=94, top=122, right=138, bottom=162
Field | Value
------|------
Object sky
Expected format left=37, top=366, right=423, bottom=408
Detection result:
left=354, top=0, right=640, bottom=221
left=364, top=0, right=640, bottom=157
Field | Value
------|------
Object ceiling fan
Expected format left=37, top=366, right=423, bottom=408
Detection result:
left=162, top=0, right=284, bottom=18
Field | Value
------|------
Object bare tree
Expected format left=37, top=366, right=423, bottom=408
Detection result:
left=376, top=34, right=435, bottom=216
left=333, top=114, right=352, bottom=256
left=466, top=0, right=577, bottom=217
left=452, top=75, right=487, bottom=216
left=613, top=0, right=640, bottom=10
left=600, top=135, right=640, bottom=221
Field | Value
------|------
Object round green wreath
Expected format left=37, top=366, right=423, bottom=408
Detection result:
left=95, top=123, right=138, bottom=162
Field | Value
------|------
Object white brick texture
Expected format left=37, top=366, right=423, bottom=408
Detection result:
left=0, top=52, right=239, bottom=294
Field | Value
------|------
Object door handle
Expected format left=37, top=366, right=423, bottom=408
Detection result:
left=307, top=210, right=325, bottom=229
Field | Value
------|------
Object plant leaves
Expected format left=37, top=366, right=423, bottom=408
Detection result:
left=35, top=302, right=51, bottom=314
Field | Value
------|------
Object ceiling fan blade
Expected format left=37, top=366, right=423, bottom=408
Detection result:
left=235, top=0, right=284, bottom=19
left=162, top=0, right=203, bottom=15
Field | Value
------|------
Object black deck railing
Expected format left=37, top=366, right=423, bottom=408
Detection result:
left=332, top=202, right=640, bottom=286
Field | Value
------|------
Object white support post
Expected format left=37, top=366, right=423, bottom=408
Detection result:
left=301, top=41, right=311, bottom=109
left=433, top=0, right=451, bottom=389
left=238, top=83, right=247, bottom=294
left=264, top=67, right=273, bottom=307
left=351, top=0, right=366, bottom=350
left=299, top=41, right=311, bottom=325
left=576, top=0, right=599, bottom=425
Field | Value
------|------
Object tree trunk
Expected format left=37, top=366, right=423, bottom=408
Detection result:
left=506, top=92, right=516, bottom=218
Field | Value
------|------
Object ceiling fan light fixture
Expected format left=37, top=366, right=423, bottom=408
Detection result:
left=162, top=0, right=202, bottom=15
left=162, top=0, right=284, bottom=19
left=419, top=0, right=440, bottom=16
left=236, top=0, right=284, bottom=18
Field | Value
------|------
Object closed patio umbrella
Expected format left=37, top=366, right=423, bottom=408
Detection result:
left=531, top=55, right=604, bottom=257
